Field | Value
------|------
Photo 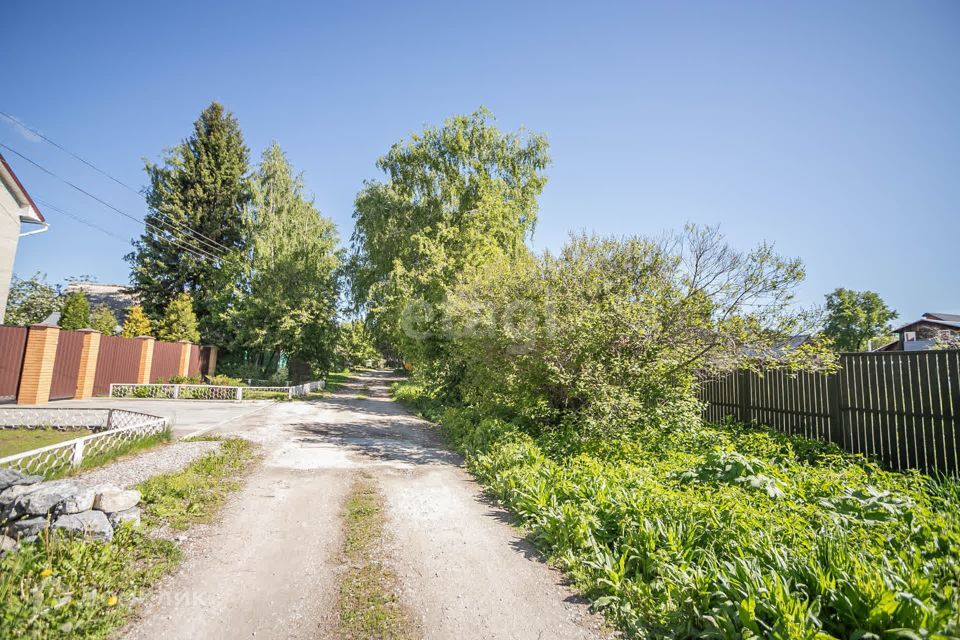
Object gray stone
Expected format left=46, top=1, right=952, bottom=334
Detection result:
left=5, top=516, right=48, bottom=539
left=0, top=534, right=16, bottom=554
left=94, top=488, right=141, bottom=513
left=0, top=468, right=42, bottom=492
left=0, top=484, right=39, bottom=523
left=0, top=483, right=38, bottom=508
left=107, top=507, right=141, bottom=529
left=14, top=480, right=82, bottom=516
left=52, top=510, right=113, bottom=541
left=58, top=484, right=97, bottom=515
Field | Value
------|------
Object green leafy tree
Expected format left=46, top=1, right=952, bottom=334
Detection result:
left=3, top=272, right=60, bottom=325
left=58, top=291, right=90, bottom=330
left=349, top=107, right=550, bottom=365
left=336, top=320, right=381, bottom=368
left=822, top=288, right=898, bottom=352
left=121, top=304, right=153, bottom=337
left=156, top=293, right=201, bottom=343
left=443, top=227, right=829, bottom=438
left=89, top=305, right=119, bottom=335
left=238, top=143, right=341, bottom=375
left=127, top=101, right=251, bottom=346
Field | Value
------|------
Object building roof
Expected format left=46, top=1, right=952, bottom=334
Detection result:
left=924, top=312, right=960, bottom=322
left=63, top=282, right=138, bottom=317
left=0, top=152, right=44, bottom=224
left=893, top=317, right=960, bottom=333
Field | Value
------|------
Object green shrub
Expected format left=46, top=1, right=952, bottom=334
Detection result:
left=207, top=374, right=245, bottom=387
left=165, top=374, right=201, bottom=385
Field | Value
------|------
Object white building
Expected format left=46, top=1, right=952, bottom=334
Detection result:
left=0, top=152, right=47, bottom=323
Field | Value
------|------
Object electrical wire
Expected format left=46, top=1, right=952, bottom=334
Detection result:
left=0, top=111, right=234, bottom=256
left=0, top=142, right=217, bottom=263
left=35, top=198, right=130, bottom=243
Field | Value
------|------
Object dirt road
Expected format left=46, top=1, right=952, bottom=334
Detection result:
left=120, top=372, right=608, bottom=640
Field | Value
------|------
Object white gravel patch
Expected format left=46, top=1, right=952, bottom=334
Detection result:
left=77, top=441, right=222, bottom=488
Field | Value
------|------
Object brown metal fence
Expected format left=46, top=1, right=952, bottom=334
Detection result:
left=150, top=341, right=182, bottom=382
left=0, top=326, right=28, bottom=402
left=698, top=350, right=960, bottom=475
left=188, top=344, right=201, bottom=377
left=49, top=330, right=85, bottom=400
left=92, top=336, right=142, bottom=395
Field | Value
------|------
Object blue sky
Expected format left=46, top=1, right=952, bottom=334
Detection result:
left=3, top=0, right=958, bottom=322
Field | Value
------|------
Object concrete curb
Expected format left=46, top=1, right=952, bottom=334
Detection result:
left=181, top=401, right=277, bottom=440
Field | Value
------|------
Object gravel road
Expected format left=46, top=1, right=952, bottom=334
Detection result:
left=118, top=372, right=611, bottom=640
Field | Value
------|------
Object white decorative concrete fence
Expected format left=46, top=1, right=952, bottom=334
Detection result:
left=0, top=408, right=169, bottom=478
left=109, top=380, right=325, bottom=401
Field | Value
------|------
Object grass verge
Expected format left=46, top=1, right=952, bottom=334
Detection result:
left=393, top=379, right=960, bottom=639
left=324, top=370, right=351, bottom=392
left=0, top=436, right=259, bottom=638
left=336, top=474, right=416, bottom=640
left=0, top=428, right=92, bottom=458
left=137, top=437, right=258, bottom=530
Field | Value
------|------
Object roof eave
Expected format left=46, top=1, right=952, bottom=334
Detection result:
left=0, top=152, right=45, bottom=223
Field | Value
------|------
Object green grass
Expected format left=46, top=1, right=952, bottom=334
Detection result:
left=239, top=389, right=289, bottom=400
left=394, top=379, right=960, bottom=639
left=0, top=527, right=179, bottom=640
left=1, top=427, right=172, bottom=480
left=336, top=474, right=416, bottom=640
left=137, top=437, right=259, bottom=530
left=324, top=370, right=351, bottom=392
left=0, top=436, right=259, bottom=638
left=0, top=429, right=91, bottom=458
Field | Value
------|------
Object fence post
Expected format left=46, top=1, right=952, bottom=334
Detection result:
left=16, top=324, right=60, bottom=405
left=738, top=369, right=752, bottom=424
left=177, top=341, right=192, bottom=376
left=74, top=329, right=101, bottom=399
left=827, top=370, right=844, bottom=447
left=173, top=385, right=180, bottom=400
left=135, top=336, right=156, bottom=384
left=237, top=387, right=243, bottom=401
left=106, top=408, right=114, bottom=430
left=71, top=439, right=85, bottom=467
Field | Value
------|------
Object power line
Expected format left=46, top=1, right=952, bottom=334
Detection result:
left=0, top=142, right=217, bottom=263
left=35, top=198, right=130, bottom=244
left=0, top=111, right=234, bottom=256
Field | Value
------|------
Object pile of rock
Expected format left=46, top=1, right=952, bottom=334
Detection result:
left=0, top=467, right=142, bottom=553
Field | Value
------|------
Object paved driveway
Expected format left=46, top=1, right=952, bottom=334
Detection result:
left=35, top=398, right=274, bottom=439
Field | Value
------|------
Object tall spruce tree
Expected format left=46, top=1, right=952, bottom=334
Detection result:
left=127, top=102, right=251, bottom=347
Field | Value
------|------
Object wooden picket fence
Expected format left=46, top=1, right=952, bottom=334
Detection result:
left=698, top=350, right=960, bottom=475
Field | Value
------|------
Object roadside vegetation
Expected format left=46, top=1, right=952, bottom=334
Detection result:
left=138, top=437, right=257, bottom=530
left=0, top=437, right=258, bottom=638
left=336, top=474, right=416, bottom=640
left=397, top=381, right=960, bottom=637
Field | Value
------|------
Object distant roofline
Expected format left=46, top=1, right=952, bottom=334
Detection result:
left=893, top=317, right=960, bottom=333
left=0, top=151, right=44, bottom=223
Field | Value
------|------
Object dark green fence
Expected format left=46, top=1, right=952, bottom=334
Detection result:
left=698, top=350, right=960, bottom=475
